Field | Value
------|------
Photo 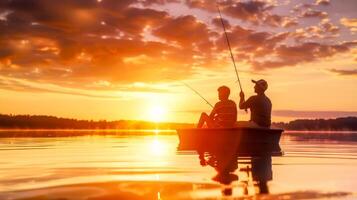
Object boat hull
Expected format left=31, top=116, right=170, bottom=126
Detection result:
left=176, top=127, right=283, bottom=156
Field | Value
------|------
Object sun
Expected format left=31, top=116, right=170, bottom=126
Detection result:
left=147, top=105, right=167, bottom=122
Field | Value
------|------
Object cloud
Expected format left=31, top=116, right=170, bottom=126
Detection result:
left=222, top=1, right=273, bottom=24
left=153, top=15, right=211, bottom=46
left=252, top=41, right=357, bottom=69
left=212, top=21, right=353, bottom=70
left=319, top=19, right=339, bottom=34
left=214, top=25, right=291, bottom=65
left=0, top=76, right=123, bottom=98
left=301, top=9, right=328, bottom=19
left=211, top=17, right=231, bottom=30
left=329, top=68, right=357, bottom=76
left=215, top=25, right=288, bottom=51
left=263, top=15, right=298, bottom=28
left=340, top=18, right=357, bottom=34
left=292, top=3, right=314, bottom=13
left=315, top=0, right=330, bottom=6
left=83, top=81, right=172, bottom=93
left=186, top=0, right=293, bottom=28
left=185, top=0, right=225, bottom=12
left=0, top=0, right=356, bottom=94
left=291, top=20, right=339, bottom=42
left=0, top=1, right=214, bottom=87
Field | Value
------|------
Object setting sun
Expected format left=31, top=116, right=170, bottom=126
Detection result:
left=147, top=105, right=167, bottom=122
left=0, top=1, right=357, bottom=199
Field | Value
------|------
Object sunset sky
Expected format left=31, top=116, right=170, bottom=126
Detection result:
left=0, top=0, right=356, bottom=123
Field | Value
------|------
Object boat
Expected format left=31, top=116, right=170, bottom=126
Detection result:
left=176, top=127, right=284, bottom=157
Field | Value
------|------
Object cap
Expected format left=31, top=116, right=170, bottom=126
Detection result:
left=217, top=85, right=230, bottom=94
left=252, top=79, right=268, bottom=91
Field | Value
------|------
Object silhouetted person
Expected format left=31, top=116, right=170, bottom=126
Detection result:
left=197, top=86, right=237, bottom=128
left=239, top=79, right=272, bottom=128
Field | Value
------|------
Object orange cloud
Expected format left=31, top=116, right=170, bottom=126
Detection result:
left=153, top=15, right=211, bottom=46
left=340, top=18, right=357, bottom=34
left=0, top=0, right=356, bottom=94
left=329, top=68, right=357, bottom=76
left=252, top=41, right=357, bottom=69
left=315, top=0, right=330, bottom=6
left=301, top=9, right=328, bottom=19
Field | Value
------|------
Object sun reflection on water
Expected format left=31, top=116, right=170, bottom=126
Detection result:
left=149, top=136, right=168, bottom=157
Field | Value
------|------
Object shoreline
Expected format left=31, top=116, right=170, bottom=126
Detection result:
left=0, top=129, right=357, bottom=138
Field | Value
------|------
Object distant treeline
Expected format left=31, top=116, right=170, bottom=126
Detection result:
left=0, top=114, right=194, bottom=130
left=0, top=114, right=357, bottom=130
left=272, top=117, right=357, bottom=131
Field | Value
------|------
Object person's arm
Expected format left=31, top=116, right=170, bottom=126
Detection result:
left=209, top=103, right=217, bottom=119
left=239, top=92, right=252, bottom=110
left=239, top=91, right=246, bottom=109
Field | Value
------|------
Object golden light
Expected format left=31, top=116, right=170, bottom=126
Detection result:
left=148, top=137, right=168, bottom=157
left=74, top=9, right=95, bottom=26
left=147, top=105, right=167, bottom=122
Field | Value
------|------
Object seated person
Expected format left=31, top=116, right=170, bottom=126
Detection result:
left=239, top=79, right=272, bottom=128
left=197, top=86, right=237, bottom=128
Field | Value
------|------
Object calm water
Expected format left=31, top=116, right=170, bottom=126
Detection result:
left=0, top=130, right=357, bottom=200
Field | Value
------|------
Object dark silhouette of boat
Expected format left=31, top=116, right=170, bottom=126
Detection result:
left=177, top=127, right=283, bottom=156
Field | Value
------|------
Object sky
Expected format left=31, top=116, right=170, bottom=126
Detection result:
left=0, top=0, right=356, bottom=123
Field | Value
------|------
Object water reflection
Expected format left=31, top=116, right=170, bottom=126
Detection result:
left=196, top=144, right=273, bottom=196
left=176, top=128, right=280, bottom=197
left=249, top=156, right=272, bottom=194
left=149, top=136, right=169, bottom=156
left=1, top=131, right=357, bottom=199
left=198, top=149, right=237, bottom=196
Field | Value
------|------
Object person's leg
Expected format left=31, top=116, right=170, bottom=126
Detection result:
left=197, top=112, right=208, bottom=128
left=197, top=112, right=215, bottom=128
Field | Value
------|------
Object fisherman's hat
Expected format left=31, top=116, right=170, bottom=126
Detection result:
left=252, top=79, right=268, bottom=91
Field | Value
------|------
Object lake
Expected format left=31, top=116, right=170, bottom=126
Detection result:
left=0, top=130, right=356, bottom=199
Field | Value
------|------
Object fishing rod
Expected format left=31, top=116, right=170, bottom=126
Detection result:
left=216, top=2, right=243, bottom=92
left=181, top=81, right=214, bottom=108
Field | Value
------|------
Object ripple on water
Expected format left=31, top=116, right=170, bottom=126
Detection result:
left=0, top=131, right=356, bottom=199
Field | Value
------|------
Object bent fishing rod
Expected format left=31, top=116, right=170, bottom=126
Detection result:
left=216, top=3, right=243, bottom=92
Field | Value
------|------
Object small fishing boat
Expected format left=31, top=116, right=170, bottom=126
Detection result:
left=176, top=127, right=284, bottom=156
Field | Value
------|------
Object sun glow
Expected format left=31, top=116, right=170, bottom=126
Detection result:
left=149, top=137, right=168, bottom=156
left=147, top=105, right=167, bottom=122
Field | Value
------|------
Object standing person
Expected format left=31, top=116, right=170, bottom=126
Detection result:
left=197, top=86, right=237, bottom=128
left=239, top=79, right=272, bottom=128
